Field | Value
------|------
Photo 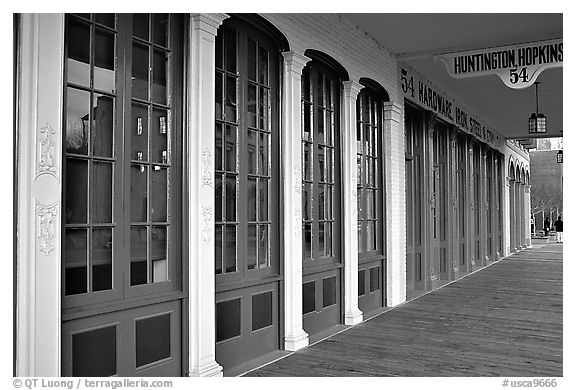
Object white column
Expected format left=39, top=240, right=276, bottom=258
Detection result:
left=281, top=51, right=311, bottom=351
left=383, top=102, right=407, bottom=306
left=525, top=185, right=532, bottom=247
left=187, top=13, right=228, bottom=377
left=16, top=13, right=65, bottom=376
left=342, top=81, right=364, bottom=325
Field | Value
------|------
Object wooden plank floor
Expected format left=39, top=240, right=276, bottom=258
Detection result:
left=245, top=243, right=563, bottom=377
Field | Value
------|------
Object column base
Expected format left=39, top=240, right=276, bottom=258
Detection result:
left=344, top=309, right=364, bottom=326
left=284, top=329, right=309, bottom=351
left=189, top=361, right=224, bottom=377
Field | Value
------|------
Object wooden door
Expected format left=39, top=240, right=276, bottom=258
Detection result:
left=213, top=17, right=282, bottom=374
left=301, top=57, right=342, bottom=337
left=61, top=14, right=185, bottom=376
left=405, top=105, right=426, bottom=298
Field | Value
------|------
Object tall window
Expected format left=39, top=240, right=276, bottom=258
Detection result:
left=301, top=61, right=340, bottom=262
left=63, top=14, right=184, bottom=305
left=214, top=20, right=279, bottom=281
left=356, top=86, right=385, bottom=256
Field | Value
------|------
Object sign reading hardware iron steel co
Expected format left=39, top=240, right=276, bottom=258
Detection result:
left=436, top=39, right=563, bottom=89
left=399, top=65, right=501, bottom=149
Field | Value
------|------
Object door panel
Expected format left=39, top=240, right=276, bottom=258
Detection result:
left=214, top=17, right=282, bottom=374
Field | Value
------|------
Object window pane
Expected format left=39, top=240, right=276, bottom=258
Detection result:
left=225, top=176, right=237, bottom=222
left=318, top=185, right=325, bottom=220
left=65, top=228, right=88, bottom=295
left=215, top=72, right=223, bottom=120
left=224, top=28, right=237, bottom=72
left=92, top=227, right=112, bottom=292
left=303, top=183, right=312, bottom=221
left=152, top=108, right=168, bottom=164
left=259, top=45, right=268, bottom=85
left=224, top=226, right=237, bottom=273
left=65, top=158, right=88, bottom=224
left=215, top=32, right=223, bottom=69
left=130, top=226, right=148, bottom=285
left=152, top=49, right=167, bottom=105
left=367, top=221, right=374, bottom=251
left=215, top=225, right=223, bottom=274
left=225, top=76, right=237, bottom=123
left=133, top=14, right=149, bottom=40
left=247, top=38, right=257, bottom=82
left=303, top=142, right=313, bottom=181
left=95, top=14, right=115, bottom=28
left=152, top=14, right=168, bottom=46
left=247, top=130, right=257, bottom=175
left=131, top=164, right=148, bottom=222
left=66, top=88, right=90, bottom=155
left=151, top=226, right=167, bottom=283
left=317, top=72, right=324, bottom=106
left=247, top=225, right=257, bottom=270
left=259, top=132, right=269, bottom=176
left=131, top=103, right=148, bottom=161
left=67, top=18, right=90, bottom=88
left=215, top=175, right=222, bottom=222
left=247, top=84, right=257, bottom=128
left=318, top=145, right=325, bottom=182
left=318, top=222, right=325, bottom=258
left=92, top=161, right=112, bottom=223
left=304, top=223, right=312, bottom=259
left=366, top=190, right=374, bottom=219
left=259, top=179, right=268, bottom=221
left=132, top=42, right=149, bottom=100
left=92, top=95, right=114, bottom=157
left=224, top=125, right=237, bottom=172
left=326, top=222, right=332, bottom=257
left=151, top=167, right=167, bottom=222
left=247, top=178, right=257, bottom=221
left=259, top=88, right=269, bottom=131
left=317, top=107, right=324, bottom=142
left=94, top=28, right=115, bottom=93
left=215, top=122, right=223, bottom=170
left=258, top=225, right=269, bottom=268
left=303, top=102, right=312, bottom=141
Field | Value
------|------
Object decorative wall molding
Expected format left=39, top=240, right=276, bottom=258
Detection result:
left=294, top=163, right=302, bottom=194
left=201, top=207, right=213, bottom=243
left=36, top=202, right=58, bottom=255
left=201, top=149, right=213, bottom=187
left=37, top=124, right=57, bottom=176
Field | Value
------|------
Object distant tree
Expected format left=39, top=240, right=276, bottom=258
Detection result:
left=531, top=183, right=562, bottom=215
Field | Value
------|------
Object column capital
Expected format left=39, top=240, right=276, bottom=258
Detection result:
left=342, top=80, right=364, bottom=100
left=383, top=100, right=403, bottom=113
left=282, top=51, right=311, bottom=74
left=190, top=13, right=229, bottom=35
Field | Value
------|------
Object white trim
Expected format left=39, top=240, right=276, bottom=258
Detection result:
left=281, top=51, right=310, bottom=351
left=341, top=80, right=363, bottom=325
left=186, top=13, right=228, bottom=377
left=16, top=13, right=65, bottom=377
left=383, top=101, right=406, bottom=306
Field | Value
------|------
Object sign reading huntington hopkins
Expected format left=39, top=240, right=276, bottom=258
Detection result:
left=436, top=39, right=563, bottom=89
left=399, top=64, right=502, bottom=149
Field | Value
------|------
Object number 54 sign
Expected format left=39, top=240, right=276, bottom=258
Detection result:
left=436, top=39, right=562, bottom=89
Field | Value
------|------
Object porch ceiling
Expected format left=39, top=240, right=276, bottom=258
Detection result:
left=342, top=13, right=563, bottom=140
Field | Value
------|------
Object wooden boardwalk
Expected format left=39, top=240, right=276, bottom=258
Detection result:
left=245, top=243, right=563, bottom=377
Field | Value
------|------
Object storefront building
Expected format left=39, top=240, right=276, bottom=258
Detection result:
left=14, top=13, right=532, bottom=377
